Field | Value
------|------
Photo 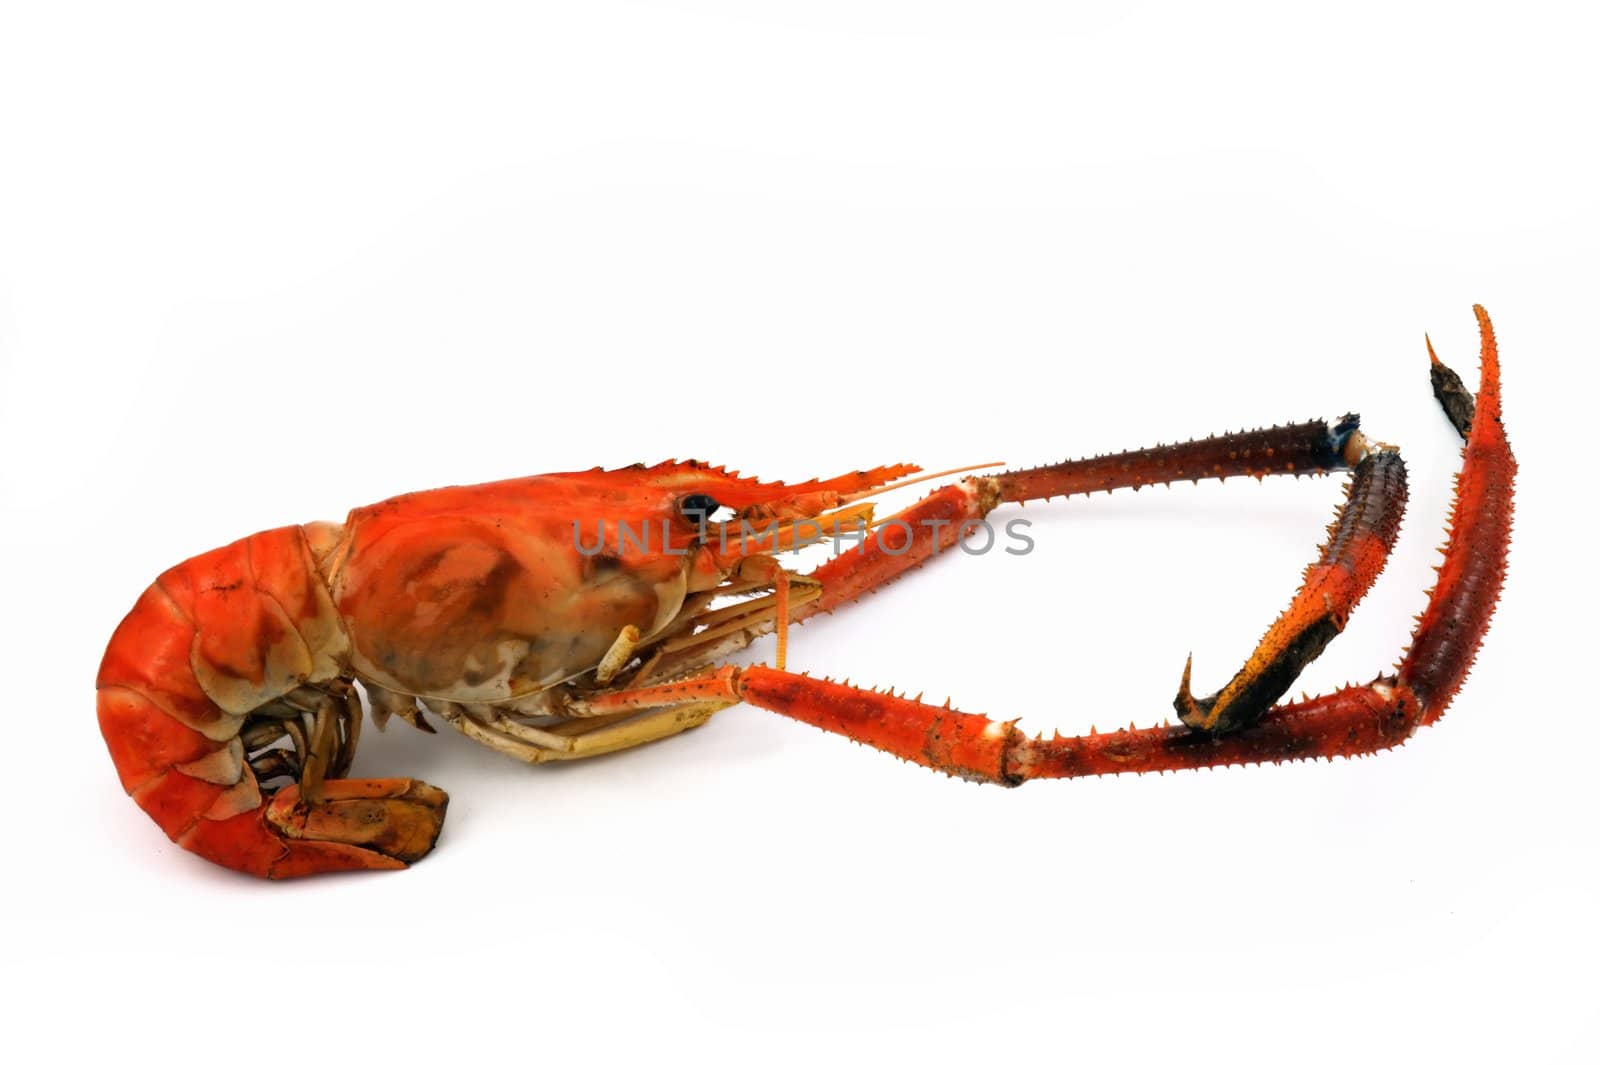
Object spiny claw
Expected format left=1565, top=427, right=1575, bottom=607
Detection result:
left=1174, top=436, right=1407, bottom=736
left=1173, top=610, right=1344, bottom=734
left=1399, top=304, right=1515, bottom=716
left=1173, top=653, right=1216, bottom=730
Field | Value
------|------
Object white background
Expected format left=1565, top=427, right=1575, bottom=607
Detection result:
left=2, top=2, right=1594, bottom=1061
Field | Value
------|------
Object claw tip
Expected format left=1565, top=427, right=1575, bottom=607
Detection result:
left=1174, top=653, right=1204, bottom=721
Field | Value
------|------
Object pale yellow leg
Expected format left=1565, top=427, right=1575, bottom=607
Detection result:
left=435, top=700, right=735, bottom=765
left=641, top=567, right=820, bottom=677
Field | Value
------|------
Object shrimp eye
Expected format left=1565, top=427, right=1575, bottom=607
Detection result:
left=680, top=494, right=732, bottom=524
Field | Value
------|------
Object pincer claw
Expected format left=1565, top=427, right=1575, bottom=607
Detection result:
left=1173, top=652, right=1216, bottom=731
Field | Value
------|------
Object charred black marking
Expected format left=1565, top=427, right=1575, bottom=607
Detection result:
left=1177, top=448, right=1407, bottom=735
left=1430, top=358, right=1476, bottom=441
left=1176, top=615, right=1343, bottom=735
left=1325, top=413, right=1362, bottom=465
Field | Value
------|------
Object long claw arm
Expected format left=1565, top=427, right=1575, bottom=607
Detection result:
left=991, top=416, right=1363, bottom=504
left=780, top=415, right=1400, bottom=731
left=734, top=667, right=1419, bottom=785
left=726, top=308, right=1513, bottom=783
left=795, top=416, right=1368, bottom=624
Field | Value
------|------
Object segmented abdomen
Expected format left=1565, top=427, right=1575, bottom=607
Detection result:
left=96, top=525, right=350, bottom=872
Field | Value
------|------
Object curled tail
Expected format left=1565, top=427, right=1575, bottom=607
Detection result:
left=97, top=525, right=445, bottom=879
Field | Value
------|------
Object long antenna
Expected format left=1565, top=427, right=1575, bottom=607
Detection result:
left=839, top=461, right=1004, bottom=502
